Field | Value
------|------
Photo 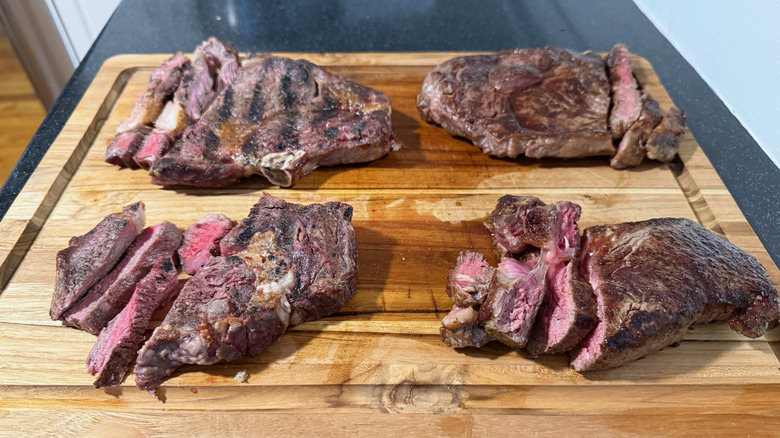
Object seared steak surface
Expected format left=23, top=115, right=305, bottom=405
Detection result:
left=418, top=47, right=614, bottom=160
left=107, top=38, right=399, bottom=187
left=50, top=202, right=145, bottom=320
left=134, top=194, right=357, bottom=390
left=571, top=218, right=780, bottom=371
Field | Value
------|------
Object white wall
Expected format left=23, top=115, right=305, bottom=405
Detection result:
left=47, top=0, right=120, bottom=67
left=634, top=0, right=780, bottom=169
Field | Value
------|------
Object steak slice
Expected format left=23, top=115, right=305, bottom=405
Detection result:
left=446, top=251, right=494, bottom=307
left=417, top=47, right=614, bottom=161
left=87, top=257, right=179, bottom=388
left=178, top=213, right=236, bottom=275
left=478, top=254, right=546, bottom=349
left=105, top=126, right=153, bottom=169
left=195, top=37, right=240, bottom=94
left=151, top=55, right=399, bottom=187
left=646, top=106, right=686, bottom=162
left=64, top=221, right=182, bottom=334
left=483, top=195, right=548, bottom=260
left=50, top=202, right=145, bottom=320
left=133, top=101, right=189, bottom=170
left=133, top=194, right=357, bottom=391
left=441, top=305, right=494, bottom=348
left=571, top=218, right=780, bottom=371
left=606, top=43, right=642, bottom=140
left=610, top=91, right=663, bottom=169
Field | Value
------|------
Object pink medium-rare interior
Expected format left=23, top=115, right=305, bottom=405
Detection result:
left=569, top=232, right=607, bottom=371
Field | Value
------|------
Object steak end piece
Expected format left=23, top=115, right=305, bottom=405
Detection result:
left=606, top=43, right=642, bottom=140
left=483, top=195, right=547, bottom=259
left=446, top=251, right=494, bottom=307
left=479, top=255, right=546, bottom=349
left=134, top=193, right=358, bottom=391
left=63, top=221, right=182, bottom=334
left=646, top=106, right=686, bottom=162
left=440, top=305, right=494, bottom=348
left=105, top=126, right=153, bottom=169
left=417, top=47, right=614, bottom=161
left=609, top=91, right=663, bottom=170
left=570, top=218, right=780, bottom=371
left=87, top=257, right=179, bottom=388
left=178, top=213, right=236, bottom=275
left=50, top=202, right=146, bottom=320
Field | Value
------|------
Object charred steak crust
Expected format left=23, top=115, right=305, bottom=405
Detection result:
left=417, top=47, right=614, bottom=161
left=150, top=55, right=399, bottom=188
left=50, top=202, right=146, bottom=320
left=571, top=218, right=780, bottom=371
left=134, top=193, right=358, bottom=390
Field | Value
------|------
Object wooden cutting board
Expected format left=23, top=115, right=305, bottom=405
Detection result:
left=1, top=53, right=779, bottom=436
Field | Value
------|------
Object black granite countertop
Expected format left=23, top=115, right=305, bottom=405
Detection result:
left=2, top=0, right=778, bottom=265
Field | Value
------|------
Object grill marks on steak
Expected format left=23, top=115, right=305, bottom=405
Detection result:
left=50, top=202, right=146, bottom=320
left=418, top=43, right=686, bottom=168
left=133, top=193, right=358, bottom=390
left=570, top=218, right=780, bottom=371
left=151, top=55, right=399, bottom=187
left=63, top=221, right=182, bottom=334
left=87, top=257, right=179, bottom=388
left=418, top=47, right=614, bottom=160
left=107, top=38, right=398, bottom=188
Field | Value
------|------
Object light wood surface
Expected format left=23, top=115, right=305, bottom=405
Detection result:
left=0, top=24, right=47, bottom=184
left=0, top=52, right=778, bottom=436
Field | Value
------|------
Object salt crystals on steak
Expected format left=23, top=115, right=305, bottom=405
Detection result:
left=63, top=221, right=182, bottom=334
left=107, top=37, right=399, bottom=188
left=178, top=213, right=236, bottom=275
left=418, top=43, right=686, bottom=168
left=570, top=218, right=780, bottom=371
left=50, top=202, right=145, bottom=320
left=133, top=193, right=358, bottom=390
left=87, top=257, right=179, bottom=388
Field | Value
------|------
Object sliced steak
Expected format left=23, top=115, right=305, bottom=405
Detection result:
left=446, top=251, right=494, bottom=307
left=571, top=218, right=780, bottom=371
left=195, top=37, right=240, bottom=93
left=87, top=257, right=179, bottom=388
left=151, top=55, right=399, bottom=187
left=483, top=195, right=547, bottom=259
left=63, top=221, right=182, bottom=334
left=105, top=126, right=153, bottom=169
left=178, top=213, right=236, bottom=275
left=417, top=47, right=614, bottom=161
left=50, top=202, right=145, bottom=320
left=610, top=91, right=663, bottom=169
left=478, top=254, right=546, bottom=349
left=133, top=194, right=357, bottom=391
left=646, top=106, right=686, bottom=162
left=133, top=101, right=188, bottom=170
left=441, top=305, right=494, bottom=348
left=606, top=43, right=642, bottom=140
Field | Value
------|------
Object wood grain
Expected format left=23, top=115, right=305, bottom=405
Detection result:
left=0, top=52, right=778, bottom=436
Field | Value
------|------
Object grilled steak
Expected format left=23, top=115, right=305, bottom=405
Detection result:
left=571, top=218, right=780, bottom=371
left=87, top=257, right=179, bottom=388
left=646, top=106, right=686, bottom=162
left=50, top=202, right=145, bottom=320
left=483, top=195, right=548, bottom=259
left=151, top=54, right=399, bottom=187
left=606, top=43, right=642, bottom=140
left=107, top=38, right=399, bottom=188
left=418, top=44, right=686, bottom=168
left=178, top=214, right=236, bottom=275
left=417, top=47, right=614, bottom=161
left=133, top=194, right=358, bottom=391
left=478, top=253, right=546, bottom=349
left=446, top=251, right=494, bottom=307
left=609, top=91, right=663, bottom=169
left=64, top=221, right=182, bottom=334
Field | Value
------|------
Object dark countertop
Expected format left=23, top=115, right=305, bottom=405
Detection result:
left=2, top=0, right=778, bottom=266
